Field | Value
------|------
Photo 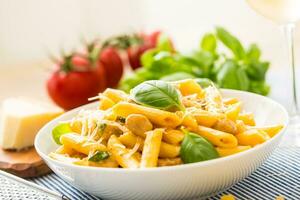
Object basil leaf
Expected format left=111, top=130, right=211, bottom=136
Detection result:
left=216, top=60, right=249, bottom=90
left=52, top=123, right=72, bottom=145
left=216, top=27, right=245, bottom=60
left=246, top=44, right=261, bottom=61
left=201, top=33, right=217, bottom=53
left=160, top=72, right=195, bottom=81
left=156, top=33, right=173, bottom=52
left=180, top=132, right=219, bottom=164
left=131, top=80, right=184, bottom=111
left=195, top=78, right=214, bottom=88
left=249, top=81, right=270, bottom=96
left=88, top=151, right=110, bottom=162
left=245, top=61, right=269, bottom=81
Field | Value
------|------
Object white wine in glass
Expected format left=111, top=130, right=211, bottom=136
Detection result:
left=246, top=0, right=300, bottom=145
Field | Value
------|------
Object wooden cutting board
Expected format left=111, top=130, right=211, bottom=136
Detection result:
left=0, top=147, right=51, bottom=178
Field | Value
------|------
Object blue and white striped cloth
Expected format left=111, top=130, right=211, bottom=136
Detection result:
left=30, top=147, right=300, bottom=200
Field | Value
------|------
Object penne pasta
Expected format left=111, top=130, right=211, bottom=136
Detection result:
left=103, top=88, right=128, bottom=103
left=99, top=95, right=116, bottom=110
left=55, top=145, right=76, bottom=155
left=194, top=126, right=238, bottom=148
left=223, top=98, right=239, bottom=105
left=237, top=112, right=256, bottom=126
left=236, top=129, right=270, bottom=146
left=248, top=125, right=284, bottom=138
left=158, top=158, right=183, bottom=167
left=141, top=129, right=163, bottom=168
left=163, top=129, right=185, bottom=145
left=112, top=102, right=182, bottom=128
left=212, top=118, right=237, bottom=134
left=107, top=135, right=140, bottom=168
left=176, top=79, right=204, bottom=98
left=216, top=146, right=251, bottom=157
left=60, top=133, right=107, bottom=155
left=192, top=109, right=226, bottom=127
left=119, top=131, right=180, bottom=158
left=225, top=102, right=242, bottom=121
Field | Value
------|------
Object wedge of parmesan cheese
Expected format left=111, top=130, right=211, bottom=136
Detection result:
left=0, top=98, right=63, bottom=150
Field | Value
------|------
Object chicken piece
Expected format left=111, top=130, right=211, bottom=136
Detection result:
left=125, top=114, right=153, bottom=138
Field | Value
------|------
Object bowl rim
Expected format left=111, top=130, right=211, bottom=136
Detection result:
left=35, top=89, right=289, bottom=173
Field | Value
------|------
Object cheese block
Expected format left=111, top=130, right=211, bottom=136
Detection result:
left=0, top=98, right=63, bottom=150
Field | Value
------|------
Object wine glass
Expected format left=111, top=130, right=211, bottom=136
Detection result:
left=246, top=0, right=300, bottom=145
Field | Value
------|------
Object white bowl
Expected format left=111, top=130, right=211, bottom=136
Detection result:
left=35, top=89, right=289, bottom=200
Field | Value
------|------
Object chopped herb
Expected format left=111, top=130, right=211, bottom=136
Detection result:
left=88, top=151, right=110, bottom=162
left=97, top=123, right=107, bottom=136
left=116, top=116, right=126, bottom=123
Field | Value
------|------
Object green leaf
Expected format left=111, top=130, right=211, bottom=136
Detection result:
left=216, top=60, right=249, bottom=90
left=156, top=33, right=173, bottom=51
left=160, top=72, right=195, bottom=81
left=245, top=61, right=269, bottom=81
left=52, top=123, right=72, bottom=145
left=88, top=151, right=110, bottom=162
left=246, top=44, right=261, bottom=61
left=201, top=33, right=217, bottom=53
left=249, top=81, right=270, bottom=96
left=180, top=132, right=219, bottom=164
left=195, top=78, right=214, bottom=88
left=118, top=68, right=154, bottom=93
left=141, top=49, right=160, bottom=67
left=216, top=27, right=245, bottom=60
left=131, top=80, right=184, bottom=111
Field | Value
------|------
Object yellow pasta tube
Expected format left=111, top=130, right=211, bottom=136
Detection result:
left=223, top=98, right=239, bottom=105
left=212, top=118, right=237, bottom=134
left=163, top=129, right=185, bottom=145
left=141, top=129, right=163, bottom=168
left=216, top=146, right=251, bottom=157
left=107, top=135, right=140, bottom=168
left=236, top=120, right=247, bottom=134
left=194, top=126, right=238, bottom=148
left=193, top=110, right=226, bottom=127
left=119, top=132, right=144, bottom=151
left=237, top=112, right=256, bottom=126
left=112, top=102, right=182, bottom=128
left=99, top=95, right=116, bottom=110
left=55, top=145, right=76, bottom=155
left=125, top=114, right=153, bottom=138
left=225, top=102, right=242, bottom=121
left=60, top=133, right=107, bottom=155
left=249, top=125, right=284, bottom=138
left=157, top=158, right=182, bottom=167
left=236, top=129, right=270, bottom=146
left=176, top=79, right=204, bottom=98
left=70, top=120, right=82, bottom=134
left=119, top=131, right=180, bottom=158
left=74, top=157, right=119, bottom=168
left=103, top=88, right=128, bottom=103
left=180, top=112, right=199, bottom=131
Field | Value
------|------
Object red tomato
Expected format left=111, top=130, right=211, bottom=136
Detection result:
left=71, top=54, right=90, bottom=70
left=145, top=31, right=161, bottom=48
left=99, top=47, right=123, bottom=88
left=127, top=44, right=151, bottom=70
left=47, top=62, right=106, bottom=110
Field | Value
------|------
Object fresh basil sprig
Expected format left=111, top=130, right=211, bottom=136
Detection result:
left=180, top=131, right=219, bottom=164
left=131, top=80, right=184, bottom=111
left=52, top=123, right=73, bottom=145
left=88, top=151, right=110, bottom=162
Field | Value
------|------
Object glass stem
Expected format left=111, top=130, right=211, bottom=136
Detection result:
left=282, top=24, right=298, bottom=116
